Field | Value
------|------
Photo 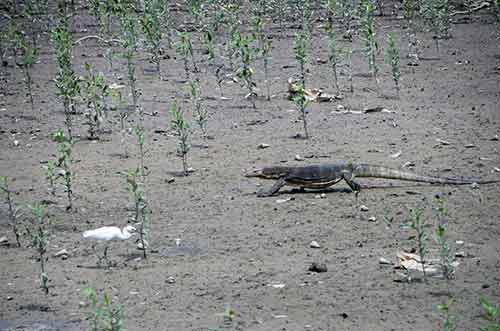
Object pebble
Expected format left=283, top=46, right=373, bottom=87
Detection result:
left=309, top=262, right=328, bottom=273
left=379, top=257, right=391, bottom=265
left=471, top=182, right=479, bottom=189
left=310, top=240, right=321, bottom=249
left=360, top=205, right=369, bottom=212
left=368, top=216, right=377, bottom=222
left=455, top=251, right=466, bottom=258
left=54, top=249, right=69, bottom=258
left=295, top=154, right=304, bottom=161
left=0, top=236, right=8, bottom=245
left=257, top=143, right=270, bottom=149
left=166, top=276, right=176, bottom=284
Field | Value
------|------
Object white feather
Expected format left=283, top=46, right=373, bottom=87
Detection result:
left=83, top=225, right=136, bottom=241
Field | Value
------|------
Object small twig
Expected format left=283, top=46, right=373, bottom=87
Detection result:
left=450, top=1, right=489, bottom=15
left=73, top=35, right=122, bottom=45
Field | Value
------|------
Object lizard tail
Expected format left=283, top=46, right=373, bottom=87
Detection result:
left=353, top=164, right=499, bottom=185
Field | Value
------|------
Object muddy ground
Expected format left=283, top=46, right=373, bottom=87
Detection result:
left=1, top=2, right=500, bottom=330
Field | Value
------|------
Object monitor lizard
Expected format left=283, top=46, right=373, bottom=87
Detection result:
left=244, top=162, right=500, bottom=197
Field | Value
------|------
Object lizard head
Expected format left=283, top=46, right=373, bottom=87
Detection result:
left=244, top=167, right=289, bottom=179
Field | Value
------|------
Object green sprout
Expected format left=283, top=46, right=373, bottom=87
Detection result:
left=422, top=0, right=450, bottom=54
left=0, top=176, right=23, bottom=247
left=170, top=102, right=191, bottom=176
left=51, top=129, right=74, bottom=211
left=235, top=33, right=257, bottom=109
left=176, top=31, right=198, bottom=79
left=359, top=0, right=379, bottom=90
left=126, top=169, right=150, bottom=259
left=292, top=84, right=310, bottom=139
left=385, top=33, right=401, bottom=98
left=326, top=24, right=343, bottom=96
left=190, top=78, right=208, bottom=137
left=28, top=203, right=50, bottom=294
left=408, top=207, right=429, bottom=281
left=14, top=32, right=38, bottom=113
left=437, top=298, right=457, bottom=331
left=141, top=0, right=163, bottom=79
left=82, top=63, right=109, bottom=140
left=479, top=297, right=500, bottom=331
left=293, top=32, right=308, bottom=88
left=43, top=160, right=57, bottom=196
left=83, top=287, right=124, bottom=331
left=120, top=8, right=140, bottom=112
left=51, top=25, right=80, bottom=140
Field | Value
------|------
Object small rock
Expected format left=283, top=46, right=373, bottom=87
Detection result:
left=54, top=249, right=69, bottom=258
left=368, top=216, right=377, bottom=222
left=295, top=154, right=304, bottom=161
left=320, top=193, right=326, bottom=199
left=491, top=135, right=499, bottom=141
left=310, top=240, right=321, bottom=249
left=455, top=240, right=464, bottom=245
left=309, top=262, right=327, bottom=273
left=455, top=251, right=466, bottom=258
left=464, top=144, right=475, bottom=148
left=276, top=197, right=292, bottom=204
left=471, top=182, right=480, bottom=189
left=165, top=177, right=175, bottom=183
left=79, top=301, right=87, bottom=308
left=13, top=140, right=19, bottom=146
left=166, top=276, right=176, bottom=284
left=7, top=296, right=13, bottom=301
left=0, top=236, right=8, bottom=245
left=360, top=205, right=369, bottom=212
left=257, top=143, right=270, bottom=149
left=379, top=257, right=391, bottom=265
left=336, top=104, right=345, bottom=111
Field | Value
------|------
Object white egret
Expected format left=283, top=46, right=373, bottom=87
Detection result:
left=83, top=225, right=136, bottom=264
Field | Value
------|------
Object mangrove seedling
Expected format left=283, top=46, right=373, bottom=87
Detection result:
left=51, top=129, right=74, bottom=211
left=293, top=32, right=308, bottom=88
left=261, top=38, right=272, bottom=101
left=292, top=84, right=310, bottom=139
left=126, top=169, right=150, bottom=258
left=120, top=8, right=140, bottom=113
left=201, top=29, right=225, bottom=96
left=176, top=31, right=198, bottom=79
left=170, top=102, right=191, bottom=176
left=189, top=78, right=208, bottom=137
left=15, top=32, right=38, bottom=113
left=140, top=0, right=163, bottom=78
left=385, top=33, right=401, bottom=98
left=479, top=297, right=500, bottom=330
left=359, top=0, right=380, bottom=90
left=408, top=207, right=429, bottom=281
left=326, top=24, right=343, bottom=96
left=422, top=0, right=450, bottom=54
left=133, top=125, right=146, bottom=177
left=28, top=203, right=49, bottom=294
left=434, top=197, right=456, bottom=281
left=236, top=33, right=257, bottom=109
left=83, top=287, right=124, bottom=331
left=0, top=176, right=23, bottom=247
left=43, top=160, right=57, bottom=196
left=437, top=298, right=457, bottom=331
left=82, top=63, right=109, bottom=140
left=51, top=25, right=80, bottom=139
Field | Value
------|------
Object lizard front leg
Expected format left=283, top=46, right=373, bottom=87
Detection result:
left=342, top=171, right=361, bottom=196
left=257, top=177, right=287, bottom=197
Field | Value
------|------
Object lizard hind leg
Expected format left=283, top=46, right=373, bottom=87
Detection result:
left=343, top=173, right=362, bottom=196
left=257, top=177, right=287, bottom=197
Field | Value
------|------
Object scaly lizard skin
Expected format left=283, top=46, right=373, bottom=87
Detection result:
left=244, top=162, right=500, bottom=197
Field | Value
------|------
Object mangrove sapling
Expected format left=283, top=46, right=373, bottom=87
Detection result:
left=292, top=84, right=311, bottom=139
left=345, top=48, right=354, bottom=93
left=0, top=176, right=23, bottom=247
left=126, top=169, right=150, bottom=258
left=293, top=32, right=308, bottom=88
left=434, top=198, right=456, bottom=281
left=408, top=207, right=430, bottom=281
left=261, top=38, right=272, bottom=101
left=422, top=0, right=450, bottom=55
left=176, top=31, right=198, bottom=79
left=437, top=298, right=457, bottom=331
left=28, top=203, right=50, bottom=294
left=385, top=33, right=401, bottom=98
left=133, top=125, right=147, bottom=177
left=140, top=0, right=163, bottom=79
left=326, top=24, right=343, bottom=96
left=170, top=102, right=191, bottom=176
left=190, top=78, right=208, bottom=137
left=120, top=9, right=140, bottom=113
left=51, top=26, right=80, bottom=140
left=43, top=160, right=57, bottom=196
left=15, top=32, right=38, bottom=113
left=270, top=0, right=288, bottom=39
left=82, top=63, right=109, bottom=140
left=236, top=33, right=257, bottom=109
left=359, top=0, right=380, bottom=91
left=51, top=129, right=74, bottom=211
left=201, top=29, right=225, bottom=96
left=83, top=287, right=124, bottom=331
left=479, top=297, right=500, bottom=330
